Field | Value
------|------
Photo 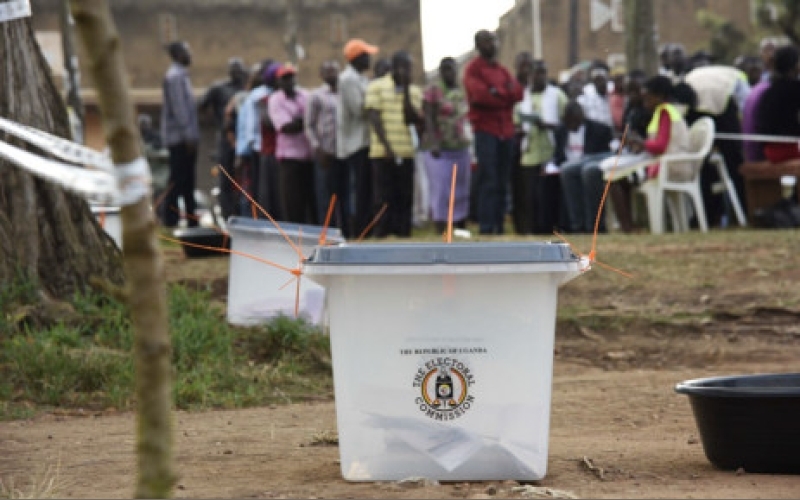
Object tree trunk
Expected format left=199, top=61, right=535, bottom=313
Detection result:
left=69, top=1, right=175, bottom=497
left=0, top=4, right=123, bottom=302
left=568, top=0, right=579, bottom=67
left=283, top=0, right=302, bottom=64
left=624, top=0, right=658, bottom=76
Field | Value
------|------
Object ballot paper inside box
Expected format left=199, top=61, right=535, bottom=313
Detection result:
left=226, top=217, right=343, bottom=326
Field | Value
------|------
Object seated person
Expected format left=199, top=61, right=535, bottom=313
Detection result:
left=552, top=101, right=613, bottom=233
left=755, top=45, right=800, bottom=163
left=609, top=72, right=650, bottom=233
left=600, top=75, right=691, bottom=182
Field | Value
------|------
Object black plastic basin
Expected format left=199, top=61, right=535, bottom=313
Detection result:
left=675, top=373, right=800, bottom=473
left=173, top=228, right=230, bottom=258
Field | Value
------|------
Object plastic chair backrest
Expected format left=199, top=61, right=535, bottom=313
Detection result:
left=689, top=117, right=715, bottom=157
left=668, top=117, right=714, bottom=181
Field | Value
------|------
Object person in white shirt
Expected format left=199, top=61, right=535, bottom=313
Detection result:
left=513, top=60, right=567, bottom=234
left=577, top=62, right=614, bottom=129
left=551, top=101, right=614, bottom=234
left=683, top=63, right=749, bottom=227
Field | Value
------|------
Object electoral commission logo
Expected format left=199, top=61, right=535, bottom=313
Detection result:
left=413, top=357, right=475, bottom=421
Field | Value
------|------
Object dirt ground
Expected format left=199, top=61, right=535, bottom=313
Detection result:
left=2, top=231, right=800, bottom=499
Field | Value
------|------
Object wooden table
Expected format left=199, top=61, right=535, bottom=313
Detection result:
left=739, top=160, right=800, bottom=214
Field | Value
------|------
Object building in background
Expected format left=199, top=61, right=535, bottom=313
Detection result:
left=496, top=0, right=760, bottom=78
left=30, top=0, right=423, bottom=192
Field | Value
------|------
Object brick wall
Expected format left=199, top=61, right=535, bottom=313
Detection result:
left=31, top=0, right=423, bottom=90
left=31, top=0, right=422, bottom=193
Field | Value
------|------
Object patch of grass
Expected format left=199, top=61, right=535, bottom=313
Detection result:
left=308, top=429, right=339, bottom=446
left=236, top=314, right=331, bottom=368
left=2, top=321, right=135, bottom=411
left=0, top=282, right=332, bottom=420
left=0, top=401, right=35, bottom=421
left=0, top=270, right=40, bottom=335
left=0, top=461, right=64, bottom=499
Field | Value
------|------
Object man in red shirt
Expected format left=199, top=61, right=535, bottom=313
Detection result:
left=464, top=30, right=524, bottom=234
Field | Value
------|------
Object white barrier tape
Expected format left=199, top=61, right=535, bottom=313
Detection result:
left=715, top=132, right=800, bottom=145
left=115, top=156, right=152, bottom=206
left=0, top=119, right=153, bottom=206
left=0, top=0, right=30, bottom=22
left=0, top=117, right=113, bottom=172
left=0, top=140, right=119, bottom=205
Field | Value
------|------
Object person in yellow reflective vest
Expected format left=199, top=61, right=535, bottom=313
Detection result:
left=600, top=75, right=691, bottom=182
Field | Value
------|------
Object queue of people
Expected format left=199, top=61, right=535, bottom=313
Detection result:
left=154, top=32, right=800, bottom=237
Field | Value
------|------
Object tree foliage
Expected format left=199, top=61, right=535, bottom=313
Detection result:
left=696, top=9, right=757, bottom=64
left=697, top=1, right=800, bottom=64
left=756, top=0, right=800, bottom=44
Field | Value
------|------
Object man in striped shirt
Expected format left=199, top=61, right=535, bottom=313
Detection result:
left=306, top=60, right=350, bottom=235
left=160, top=41, right=200, bottom=228
left=365, top=51, right=423, bottom=238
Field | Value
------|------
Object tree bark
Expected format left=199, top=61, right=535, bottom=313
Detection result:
left=283, top=0, right=302, bottom=64
left=624, top=0, right=658, bottom=76
left=69, top=1, right=175, bottom=498
left=568, top=0, right=579, bottom=67
left=0, top=4, right=123, bottom=301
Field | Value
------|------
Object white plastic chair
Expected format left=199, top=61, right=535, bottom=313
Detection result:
left=708, top=152, right=747, bottom=227
left=636, top=117, right=715, bottom=234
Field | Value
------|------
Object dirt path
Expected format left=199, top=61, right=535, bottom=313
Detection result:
left=3, top=356, right=799, bottom=499
left=4, top=234, right=800, bottom=498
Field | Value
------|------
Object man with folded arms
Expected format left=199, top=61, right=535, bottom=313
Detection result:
left=268, top=64, right=317, bottom=224
left=464, top=30, right=524, bottom=235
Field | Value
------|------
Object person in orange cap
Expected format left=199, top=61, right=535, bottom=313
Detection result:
left=337, top=38, right=379, bottom=237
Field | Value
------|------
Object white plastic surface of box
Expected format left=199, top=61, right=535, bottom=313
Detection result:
left=227, top=217, right=343, bottom=325
left=304, top=243, right=586, bottom=481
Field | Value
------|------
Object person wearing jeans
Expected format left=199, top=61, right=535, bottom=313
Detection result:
left=554, top=102, right=613, bottom=234
left=463, top=30, right=523, bottom=234
left=472, top=132, right=514, bottom=233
